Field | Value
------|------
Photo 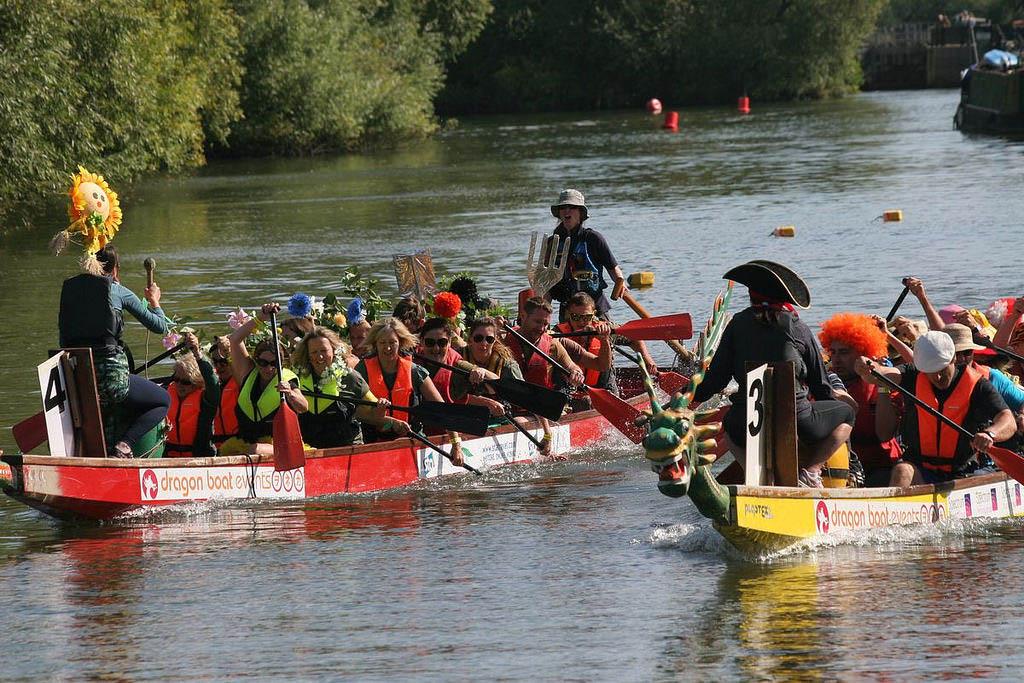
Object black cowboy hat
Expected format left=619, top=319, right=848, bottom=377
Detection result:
left=722, top=260, right=810, bottom=309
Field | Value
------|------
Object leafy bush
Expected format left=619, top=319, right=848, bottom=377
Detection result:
left=0, top=0, right=242, bottom=225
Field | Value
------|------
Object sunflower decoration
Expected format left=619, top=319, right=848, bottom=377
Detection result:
left=49, top=166, right=123, bottom=275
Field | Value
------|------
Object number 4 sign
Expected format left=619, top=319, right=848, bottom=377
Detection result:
left=37, top=353, right=75, bottom=456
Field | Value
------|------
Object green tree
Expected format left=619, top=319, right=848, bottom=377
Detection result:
left=0, top=0, right=242, bottom=226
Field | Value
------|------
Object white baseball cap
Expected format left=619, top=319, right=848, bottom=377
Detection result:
left=913, top=330, right=955, bottom=373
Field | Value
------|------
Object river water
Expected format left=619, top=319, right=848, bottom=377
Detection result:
left=2, top=89, right=1024, bottom=679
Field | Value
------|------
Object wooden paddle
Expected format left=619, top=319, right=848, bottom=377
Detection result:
left=551, top=313, right=693, bottom=342
left=406, top=429, right=482, bottom=475
left=611, top=344, right=689, bottom=394
left=620, top=291, right=693, bottom=360
left=502, top=323, right=647, bottom=443
left=869, top=367, right=1024, bottom=484
left=413, top=354, right=568, bottom=421
left=12, top=340, right=189, bottom=453
left=886, top=278, right=912, bottom=322
left=269, top=312, right=305, bottom=472
left=300, top=389, right=490, bottom=437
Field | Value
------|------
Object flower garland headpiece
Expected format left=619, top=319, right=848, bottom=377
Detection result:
left=49, top=166, right=123, bottom=276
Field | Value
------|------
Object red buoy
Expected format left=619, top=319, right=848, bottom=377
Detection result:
left=662, top=111, right=679, bottom=131
left=737, top=96, right=751, bottom=114
left=646, top=98, right=663, bottom=115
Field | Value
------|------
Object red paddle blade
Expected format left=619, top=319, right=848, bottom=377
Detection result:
left=587, top=387, right=646, bottom=444
left=657, top=372, right=689, bottom=395
left=989, top=446, right=1024, bottom=486
left=273, top=402, right=305, bottom=472
left=616, top=313, right=692, bottom=341
left=12, top=412, right=47, bottom=453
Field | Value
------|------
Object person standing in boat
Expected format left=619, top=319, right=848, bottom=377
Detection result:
left=546, top=189, right=629, bottom=322
left=691, top=260, right=855, bottom=488
left=855, top=330, right=1015, bottom=487
left=819, top=313, right=903, bottom=487
left=51, top=168, right=173, bottom=458
left=291, top=326, right=390, bottom=448
left=165, top=332, right=220, bottom=458
left=58, top=245, right=173, bottom=458
left=223, top=302, right=308, bottom=456
left=209, top=336, right=240, bottom=448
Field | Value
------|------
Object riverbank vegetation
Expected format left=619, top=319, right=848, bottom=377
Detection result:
left=5, top=0, right=1022, bottom=226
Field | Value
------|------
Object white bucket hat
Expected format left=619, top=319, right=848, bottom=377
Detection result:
left=914, top=330, right=956, bottom=373
left=551, top=189, right=588, bottom=221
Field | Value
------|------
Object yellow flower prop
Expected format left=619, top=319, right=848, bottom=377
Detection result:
left=49, top=166, right=123, bottom=275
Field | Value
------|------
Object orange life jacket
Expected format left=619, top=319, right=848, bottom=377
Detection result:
left=427, top=347, right=461, bottom=402
left=364, top=355, right=414, bottom=421
left=505, top=328, right=553, bottom=388
left=166, top=383, right=203, bottom=457
left=214, top=376, right=239, bottom=444
left=554, top=322, right=602, bottom=386
left=915, top=364, right=983, bottom=474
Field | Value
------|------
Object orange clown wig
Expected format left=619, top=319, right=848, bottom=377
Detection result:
left=819, top=313, right=888, bottom=360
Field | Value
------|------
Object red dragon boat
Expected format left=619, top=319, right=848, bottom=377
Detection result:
left=1, top=369, right=652, bottom=522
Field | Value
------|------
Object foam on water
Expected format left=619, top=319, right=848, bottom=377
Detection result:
left=643, top=512, right=1024, bottom=564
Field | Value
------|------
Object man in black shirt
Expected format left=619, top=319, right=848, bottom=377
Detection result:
left=854, top=330, right=1014, bottom=487
left=546, top=189, right=628, bottom=321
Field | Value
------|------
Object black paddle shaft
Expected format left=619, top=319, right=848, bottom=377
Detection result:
left=980, top=338, right=1024, bottom=364
left=132, top=340, right=187, bottom=374
left=502, top=323, right=571, bottom=376
left=885, top=280, right=913, bottom=322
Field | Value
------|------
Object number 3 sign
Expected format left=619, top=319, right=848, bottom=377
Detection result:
left=37, top=353, right=75, bottom=456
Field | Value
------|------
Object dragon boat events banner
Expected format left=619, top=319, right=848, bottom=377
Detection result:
left=139, top=465, right=305, bottom=502
left=417, top=424, right=571, bottom=479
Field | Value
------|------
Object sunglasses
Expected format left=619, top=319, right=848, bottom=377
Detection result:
left=569, top=313, right=595, bottom=323
left=473, top=334, right=496, bottom=344
left=256, top=358, right=276, bottom=368
left=424, top=337, right=449, bottom=348
left=212, top=357, right=229, bottom=367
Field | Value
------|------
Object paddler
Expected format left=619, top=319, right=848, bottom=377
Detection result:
left=165, top=332, right=220, bottom=458
left=855, top=330, right=1015, bottom=487
left=546, top=189, right=628, bottom=322
left=819, top=313, right=902, bottom=486
left=691, top=260, right=855, bottom=488
left=223, top=302, right=308, bottom=456
left=291, top=326, right=391, bottom=448
left=57, top=244, right=173, bottom=457
left=417, top=317, right=463, bottom=403
left=209, top=336, right=240, bottom=447
left=51, top=166, right=174, bottom=458
left=551, top=292, right=616, bottom=411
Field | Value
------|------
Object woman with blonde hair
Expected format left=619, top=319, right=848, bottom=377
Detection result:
left=291, top=326, right=394, bottom=447
left=355, top=318, right=445, bottom=443
left=165, top=333, right=220, bottom=458
left=449, top=317, right=523, bottom=417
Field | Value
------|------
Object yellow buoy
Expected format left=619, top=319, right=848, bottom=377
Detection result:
left=883, top=210, right=903, bottom=222
left=770, top=225, right=796, bottom=237
left=628, top=272, right=655, bottom=288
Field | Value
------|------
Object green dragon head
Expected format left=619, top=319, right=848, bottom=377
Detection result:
left=642, top=284, right=732, bottom=498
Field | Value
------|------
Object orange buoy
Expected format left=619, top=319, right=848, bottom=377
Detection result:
left=770, top=225, right=796, bottom=237
left=738, top=96, right=751, bottom=114
left=646, top=98, right=663, bottom=115
left=883, top=210, right=903, bottom=222
left=662, top=111, right=679, bottom=131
